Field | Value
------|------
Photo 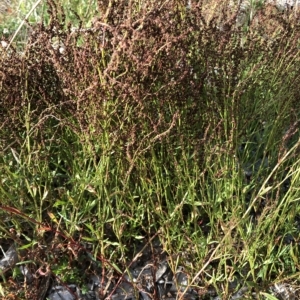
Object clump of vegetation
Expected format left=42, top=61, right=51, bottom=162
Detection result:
left=1, top=0, right=300, bottom=298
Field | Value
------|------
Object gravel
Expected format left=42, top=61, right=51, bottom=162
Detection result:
left=0, top=236, right=299, bottom=299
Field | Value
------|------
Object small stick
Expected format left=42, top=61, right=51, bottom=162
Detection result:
left=6, top=0, right=44, bottom=51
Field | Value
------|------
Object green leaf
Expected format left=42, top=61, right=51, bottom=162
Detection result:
left=19, top=242, right=36, bottom=250
left=258, top=186, right=273, bottom=197
left=82, top=236, right=97, bottom=242
left=53, top=200, right=67, bottom=207
left=111, top=262, right=122, bottom=274
left=260, top=292, right=279, bottom=300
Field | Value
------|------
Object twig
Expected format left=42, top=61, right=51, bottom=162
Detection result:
left=6, top=0, right=44, bottom=51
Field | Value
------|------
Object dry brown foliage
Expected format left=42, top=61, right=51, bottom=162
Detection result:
left=1, top=0, right=300, bottom=166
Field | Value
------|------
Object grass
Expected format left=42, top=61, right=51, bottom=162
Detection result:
left=1, top=0, right=300, bottom=299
